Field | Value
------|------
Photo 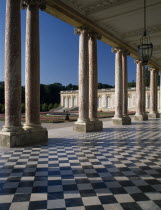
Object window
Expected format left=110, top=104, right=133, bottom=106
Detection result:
left=98, top=97, right=102, bottom=108
left=106, top=96, right=111, bottom=108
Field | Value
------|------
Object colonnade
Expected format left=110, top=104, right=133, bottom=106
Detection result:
left=0, top=0, right=48, bottom=147
left=73, top=27, right=102, bottom=132
left=0, top=0, right=160, bottom=147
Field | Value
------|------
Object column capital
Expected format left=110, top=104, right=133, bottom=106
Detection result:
left=122, top=49, right=130, bottom=56
left=88, top=31, right=102, bottom=40
left=74, top=26, right=89, bottom=35
left=134, top=59, right=142, bottom=64
left=112, top=47, right=123, bottom=53
left=21, top=0, right=46, bottom=10
left=148, top=67, right=156, bottom=71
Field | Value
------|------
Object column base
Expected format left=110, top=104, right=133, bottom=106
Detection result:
left=142, top=113, right=148, bottom=120
left=23, top=123, right=43, bottom=131
left=148, top=112, right=160, bottom=118
left=112, top=117, right=130, bottom=125
left=134, top=114, right=148, bottom=121
left=73, top=120, right=103, bottom=132
left=0, top=128, right=48, bottom=148
left=123, top=115, right=131, bottom=125
left=90, top=120, right=103, bottom=131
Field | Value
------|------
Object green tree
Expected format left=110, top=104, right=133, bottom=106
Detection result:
left=42, top=103, right=48, bottom=112
left=48, top=103, right=53, bottom=110
left=0, top=104, right=4, bottom=113
left=21, top=103, right=25, bottom=113
left=128, top=80, right=136, bottom=87
left=98, top=83, right=113, bottom=89
left=53, top=103, right=59, bottom=109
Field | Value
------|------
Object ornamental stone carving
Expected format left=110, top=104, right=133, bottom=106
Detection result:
left=21, top=0, right=46, bottom=10
left=74, top=26, right=89, bottom=35
left=88, top=31, right=102, bottom=40
left=112, top=47, right=123, bottom=53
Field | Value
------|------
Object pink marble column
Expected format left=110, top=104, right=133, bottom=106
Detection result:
left=142, top=65, right=148, bottom=120
left=159, top=72, right=161, bottom=115
left=88, top=32, right=98, bottom=121
left=74, top=27, right=92, bottom=132
left=88, top=31, right=102, bottom=130
left=148, top=68, right=159, bottom=118
left=134, top=60, right=147, bottom=121
left=75, top=27, right=89, bottom=122
left=155, top=71, right=158, bottom=114
left=2, top=0, right=22, bottom=132
left=22, top=0, right=45, bottom=130
left=112, top=48, right=124, bottom=125
left=122, top=50, right=131, bottom=124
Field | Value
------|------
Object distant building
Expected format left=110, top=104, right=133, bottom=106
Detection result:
left=60, top=87, right=161, bottom=111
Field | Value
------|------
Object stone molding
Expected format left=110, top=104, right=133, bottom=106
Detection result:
left=21, top=0, right=46, bottom=10
left=149, top=67, right=157, bottom=71
left=134, top=59, right=142, bottom=64
left=74, top=27, right=101, bottom=40
left=74, top=26, right=89, bottom=35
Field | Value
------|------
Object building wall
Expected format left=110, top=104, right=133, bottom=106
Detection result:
left=60, top=88, right=160, bottom=111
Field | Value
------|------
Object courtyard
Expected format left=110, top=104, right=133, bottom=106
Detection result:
left=0, top=118, right=161, bottom=209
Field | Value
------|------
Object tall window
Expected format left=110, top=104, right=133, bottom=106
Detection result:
left=128, top=96, right=132, bottom=108
left=106, top=96, right=111, bottom=108
left=73, top=97, right=76, bottom=107
left=67, top=97, right=71, bottom=108
left=63, top=97, right=66, bottom=107
left=98, top=97, right=102, bottom=108
left=148, top=95, right=150, bottom=109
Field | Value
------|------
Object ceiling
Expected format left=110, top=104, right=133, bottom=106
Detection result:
left=46, top=0, right=161, bottom=70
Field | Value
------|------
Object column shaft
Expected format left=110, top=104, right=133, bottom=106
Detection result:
left=148, top=68, right=159, bottom=118
left=122, top=51, right=131, bottom=124
left=3, top=0, right=22, bottom=132
left=150, top=70, right=155, bottom=114
left=25, top=5, right=41, bottom=128
left=135, top=61, right=142, bottom=116
left=89, top=34, right=98, bottom=121
left=142, top=65, right=148, bottom=120
left=122, top=53, right=127, bottom=116
left=160, top=74, right=161, bottom=113
left=112, top=48, right=126, bottom=125
left=77, top=28, right=89, bottom=122
left=114, top=49, right=122, bottom=118
left=155, top=71, right=158, bottom=113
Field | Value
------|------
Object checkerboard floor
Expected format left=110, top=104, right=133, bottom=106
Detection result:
left=1, top=119, right=161, bottom=209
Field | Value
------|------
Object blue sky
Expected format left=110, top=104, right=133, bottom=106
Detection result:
left=0, top=1, right=136, bottom=86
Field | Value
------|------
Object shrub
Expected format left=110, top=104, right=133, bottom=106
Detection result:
left=0, top=104, right=4, bottom=113
left=42, top=103, right=48, bottom=112
left=53, top=103, right=59, bottom=109
left=48, top=103, right=53, bottom=111
left=21, top=103, right=25, bottom=113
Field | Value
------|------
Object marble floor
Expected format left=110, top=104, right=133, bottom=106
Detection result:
left=1, top=119, right=161, bottom=209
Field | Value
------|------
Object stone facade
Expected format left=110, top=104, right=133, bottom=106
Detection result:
left=60, top=87, right=161, bottom=112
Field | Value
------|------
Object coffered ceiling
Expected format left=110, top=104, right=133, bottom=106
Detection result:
left=46, top=0, right=161, bottom=70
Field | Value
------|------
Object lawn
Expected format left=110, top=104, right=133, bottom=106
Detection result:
left=0, top=111, right=135, bottom=123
